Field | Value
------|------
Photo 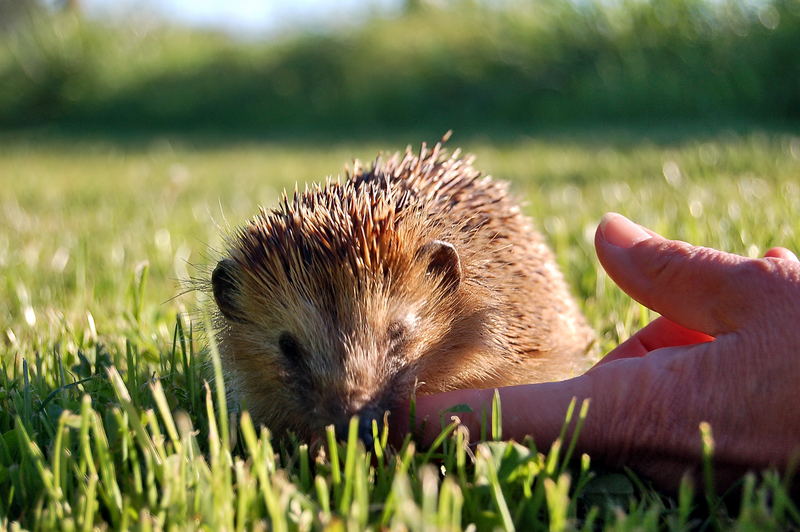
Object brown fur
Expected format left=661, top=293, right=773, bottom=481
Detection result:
left=210, top=139, right=594, bottom=440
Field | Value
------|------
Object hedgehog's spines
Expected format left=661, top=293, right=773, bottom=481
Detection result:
left=210, top=136, right=594, bottom=441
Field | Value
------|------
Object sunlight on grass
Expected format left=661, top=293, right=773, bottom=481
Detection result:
left=0, top=129, right=799, bottom=529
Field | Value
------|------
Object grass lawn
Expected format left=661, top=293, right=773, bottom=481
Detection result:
left=1, top=126, right=799, bottom=530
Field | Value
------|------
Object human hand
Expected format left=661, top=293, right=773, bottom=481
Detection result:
left=402, top=213, right=800, bottom=490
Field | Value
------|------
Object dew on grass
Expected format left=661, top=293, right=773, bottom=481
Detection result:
left=662, top=160, right=682, bottom=187
left=728, top=201, right=741, bottom=221
left=24, top=306, right=36, bottom=326
left=110, top=243, right=125, bottom=265
left=689, top=199, right=704, bottom=218
left=155, top=228, right=172, bottom=254
left=51, top=246, right=70, bottom=272
left=87, top=311, right=97, bottom=341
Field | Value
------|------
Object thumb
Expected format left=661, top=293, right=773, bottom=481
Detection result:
left=595, top=213, right=751, bottom=336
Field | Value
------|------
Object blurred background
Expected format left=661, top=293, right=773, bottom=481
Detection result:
left=1, top=0, right=798, bottom=135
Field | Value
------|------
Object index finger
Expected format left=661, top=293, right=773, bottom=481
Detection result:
left=593, top=316, right=714, bottom=368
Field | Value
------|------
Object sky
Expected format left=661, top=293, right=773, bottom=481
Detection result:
left=81, top=0, right=402, bottom=35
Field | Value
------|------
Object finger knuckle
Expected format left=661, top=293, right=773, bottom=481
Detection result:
left=642, top=240, right=695, bottom=285
left=735, top=257, right=800, bottom=302
left=733, top=257, right=780, bottom=286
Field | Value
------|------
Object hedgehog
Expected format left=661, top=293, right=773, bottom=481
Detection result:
left=209, top=138, right=594, bottom=446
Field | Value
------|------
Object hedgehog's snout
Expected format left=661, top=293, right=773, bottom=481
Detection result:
left=332, top=404, right=388, bottom=450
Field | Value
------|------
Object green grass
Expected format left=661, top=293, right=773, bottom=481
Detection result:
left=1, top=127, right=799, bottom=530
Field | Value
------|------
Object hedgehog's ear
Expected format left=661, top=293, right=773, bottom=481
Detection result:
left=212, top=259, right=248, bottom=324
left=416, top=240, right=461, bottom=290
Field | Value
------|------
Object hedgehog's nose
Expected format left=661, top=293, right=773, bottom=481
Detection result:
left=358, top=415, right=376, bottom=450
left=334, top=408, right=384, bottom=450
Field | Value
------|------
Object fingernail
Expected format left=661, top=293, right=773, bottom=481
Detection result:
left=767, top=247, right=799, bottom=262
left=599, top=213, right=652, bottom=248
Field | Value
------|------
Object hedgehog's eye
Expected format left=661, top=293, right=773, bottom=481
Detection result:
left=278, top=332, right=302, bottom=362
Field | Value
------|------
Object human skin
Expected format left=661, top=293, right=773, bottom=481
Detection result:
left=400, top=212, right=800, bottom=490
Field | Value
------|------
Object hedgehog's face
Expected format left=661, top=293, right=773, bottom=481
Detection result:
left=210, top=238, right=487, bottom=445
